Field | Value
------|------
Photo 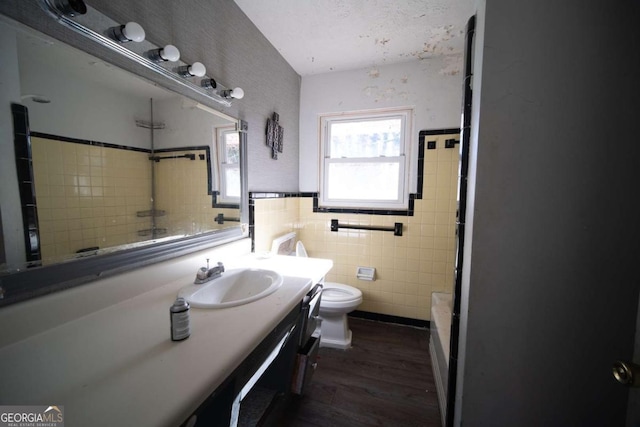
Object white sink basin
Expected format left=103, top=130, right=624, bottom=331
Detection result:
left=178, top=268, right=283, bottom=308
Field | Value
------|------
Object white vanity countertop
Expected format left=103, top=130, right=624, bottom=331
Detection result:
left=0, top=255, right=333, bottom=427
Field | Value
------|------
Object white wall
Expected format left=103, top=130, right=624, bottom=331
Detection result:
left=299, top=58, right=463, bottom=191
left=456, top=1, right=640, bottom=425
left=152, top=98, right=234, bottom=151
left=18, top=42, right=151, bottom=149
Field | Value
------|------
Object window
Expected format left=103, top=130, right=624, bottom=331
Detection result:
left=320, top=108, right=412, bottom=210
left=216, top=126, right=240, bottom=204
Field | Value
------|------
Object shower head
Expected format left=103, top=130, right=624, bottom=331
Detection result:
left=21, top=94, right=51, bottom=104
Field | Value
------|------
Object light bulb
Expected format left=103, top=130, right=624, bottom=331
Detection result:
left=230, top=87, right=244, bottom=99
left=111, top=22, right=145, bottom=43
left=178, top=62, right=206, bottom=77
left=149, top=44, right=180, bottom=62
left=188, top=62, right=206, bottom=77
left=122, top=22, right=145, bottom=42
left=221, top=87, right=244, bottom=99
left=159, top=44, right=180, bottom=61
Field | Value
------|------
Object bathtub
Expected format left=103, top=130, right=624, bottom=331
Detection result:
left=429, top=292, right=452, bottom=427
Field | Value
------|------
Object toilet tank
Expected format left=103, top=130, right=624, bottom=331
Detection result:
left=270, top=232, right=297, bottom=255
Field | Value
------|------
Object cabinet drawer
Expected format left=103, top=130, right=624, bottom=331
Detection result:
left=299, top=284, right=322, bottom=346
left=291, top=336, right=320, bottom=395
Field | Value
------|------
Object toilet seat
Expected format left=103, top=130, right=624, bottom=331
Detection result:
left=320, top=282, right=362, bottom=312
left=322, top=282, right=362, bottom=303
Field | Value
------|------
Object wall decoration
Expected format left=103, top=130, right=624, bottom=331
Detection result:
left=266, top=112, right=284, bottom=159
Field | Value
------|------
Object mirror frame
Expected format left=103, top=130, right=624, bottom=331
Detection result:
left=0, top=6, right=249, bottom=307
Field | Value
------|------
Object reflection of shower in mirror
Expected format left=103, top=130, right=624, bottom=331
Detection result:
left=0, top=5, right=248, bottom=308
left=1, top=15, right=243, bottom=271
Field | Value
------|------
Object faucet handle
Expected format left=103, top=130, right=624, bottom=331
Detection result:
left=196, top=267, right=208, bottom=282
left=217, top=262, right=225, bottom=272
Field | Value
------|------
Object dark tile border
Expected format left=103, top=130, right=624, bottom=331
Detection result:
left=30, top=131, right=149, bottom=153
left=30, top=131, right=226, bottom=212
left=446, top=17, right=475, bottom=427
left=249, top=127, right=461, bottom=250
left=250, top=192, right=316, bottom=199
left=11, top=103, right=41, bottom=265
left=418, top=128, right=461, bottom=137
left=150, top=145, right=223, bottom=209
left=313, top=196, right=416, bottom=216
left=349, top=310, right=430, bottom=328
left=250, top=127, right=461, bottom=216
left=211, top=190, right=240, bottom=209
left=418, top=128, right=460, bottom=199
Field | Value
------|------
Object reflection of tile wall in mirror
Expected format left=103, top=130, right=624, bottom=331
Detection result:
left=32, top=136, right=152, bottom=264
left=31, top=138, right=242, bottom=264
left=10, top=13, right=241, bottom=262
left=154, top=149, right=226, bottom=237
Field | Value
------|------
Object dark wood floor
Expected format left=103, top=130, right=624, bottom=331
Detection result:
left=280, top=317, right=442, bottom=427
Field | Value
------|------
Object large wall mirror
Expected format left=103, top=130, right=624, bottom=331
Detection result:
left=0, top=12, right=248, bottom=306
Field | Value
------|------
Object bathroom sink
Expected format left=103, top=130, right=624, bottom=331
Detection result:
left=178, top=268, right=283, bottom=308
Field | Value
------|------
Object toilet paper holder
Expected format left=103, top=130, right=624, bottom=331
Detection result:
left=356, top=266, right=375, bottom=281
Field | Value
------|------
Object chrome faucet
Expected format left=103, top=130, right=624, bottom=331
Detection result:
left=194, top=259, right=225, bottom=284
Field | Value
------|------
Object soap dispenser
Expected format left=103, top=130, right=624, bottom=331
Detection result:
left=170, top=297, right=191, bottom=341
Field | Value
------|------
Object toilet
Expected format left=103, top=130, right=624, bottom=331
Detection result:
left=271, top=233, right=363, bottom=350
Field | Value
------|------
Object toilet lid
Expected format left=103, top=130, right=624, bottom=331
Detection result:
left=295, top=241, right=308, bottom=257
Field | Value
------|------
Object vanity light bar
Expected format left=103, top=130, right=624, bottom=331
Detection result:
left=38, top=0, right=239, bottom=108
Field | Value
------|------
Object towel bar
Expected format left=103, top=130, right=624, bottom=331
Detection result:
left=330, top=219, right=402, bottom=236
left=216, top=213, right=241, bottom=224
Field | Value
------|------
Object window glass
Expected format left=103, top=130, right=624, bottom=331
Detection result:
left=224, top=132, right=240, bottom=164
left=326, top=161, right=400, bottom=201
left=329, top=118, right=402, bottom=158
left=224, top=167, right=240, bottom=198
left=216, top=126, right=240, bottom=204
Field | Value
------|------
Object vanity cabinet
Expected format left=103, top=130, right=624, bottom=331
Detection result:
left=0, top=253, right=328, bottom=426
left=182, top=303, right=303, bottom=427
left=291, top=282, right=322, bottom=395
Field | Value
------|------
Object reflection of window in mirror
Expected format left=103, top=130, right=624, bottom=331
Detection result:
left=216, top=126, right=240, bottom=205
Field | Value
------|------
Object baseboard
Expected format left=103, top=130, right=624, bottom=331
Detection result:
left=349, top=310, right=430, bottom=328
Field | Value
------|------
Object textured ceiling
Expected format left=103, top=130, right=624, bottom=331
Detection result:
left=234, top=0, right=474, bottom=76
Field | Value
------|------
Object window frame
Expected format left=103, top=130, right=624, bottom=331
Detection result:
left=319, top=108, right=413, bottom=210
left=215, top=125, right=241, bottom=205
